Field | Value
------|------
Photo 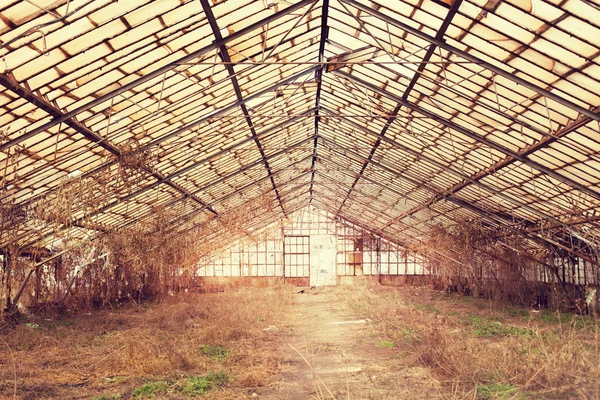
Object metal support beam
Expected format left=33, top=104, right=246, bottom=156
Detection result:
left=176, top=190, right=311, bottom=241
left=339, top=0, right=600, bottom=123
left=309, top=0, right=329, bottom=202
left=379, top=106, right=600, bottom=229
left=0, top=73, right=217, bottom=216
left=17, top=135, right=315, bottom=250
left=335, top=0, right=463, bottom=216
left=0, top=0, right=317, bottom=153
left=318, top=136, right=600, bottom=267
left=176, top=177, right=311, bottom=235
left=200, top=0, right=311, bottom=216
left=119, top=152, right=315, bottom=234
left=320, top=106, right=566, bottom=227
left=17, top=97, right=316, bottom=213
left=335, top=70, right=600, bottom=200
left=167, top=156, right=314, bottom=232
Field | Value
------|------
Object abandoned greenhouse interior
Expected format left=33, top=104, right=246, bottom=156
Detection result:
left=1, top=0, right=600, bottom=398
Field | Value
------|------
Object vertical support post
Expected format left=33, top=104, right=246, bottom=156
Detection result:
left=3, top=249, right=12, bottom=311
left=12, top=268, right=35, bottom=309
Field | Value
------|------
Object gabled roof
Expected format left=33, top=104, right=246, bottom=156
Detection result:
left=1, top=0, right=599, bottom=262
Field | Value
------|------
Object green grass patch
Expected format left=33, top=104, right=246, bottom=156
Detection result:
left=133, top=371, right=230, bottom=398
left=134, top=381, right=169, bottom=398
left=537, top=310, right=573, bottom=324
left=200, top=344, right=228, bottom=360
left=178, top=371, right=230, bottom=396
left=399, top=325, right=420, bottom=339
left=477, top=382, right=523, bottom=399
left=466, top=315, right=530, bottom=338
left=378, top=339, right=396, bottom=348
left=505, top=307, right=529, bottom=318
left=93, top=395, right=121, bottom=400
left=414, top=303, right=439, bottom=314
left=535, top=311, right=594, bottom=330
left=102, top=376, right=127, bottom=384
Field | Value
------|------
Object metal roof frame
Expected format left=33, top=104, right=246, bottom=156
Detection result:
left=0, top=0, right=599, bottom=266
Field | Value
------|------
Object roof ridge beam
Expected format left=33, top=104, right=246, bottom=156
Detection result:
left=309, top=0, right=329, bottom=202
left=199, top=0, right=318, bottom=217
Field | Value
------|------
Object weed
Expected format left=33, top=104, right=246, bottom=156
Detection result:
left=200, top=344, right=228, bottom=360
left=133, top=381, right=169, bottom=398
left=477, top=382, right=521, bottom=399
left=414, top=303, right=439, bottom=314
left=378, top=340, right=396, bottom=348
left=103, top=376, right=126, bottom=384
left=505, top=308, right=529, bottom=318
left=16, top=342, right=34, bottom=351
left=132, top=372, right=229, bottom=398
left=466, top=315, right=530, bottom=337
left=398, top=324, right=421, bottom=340
left=93, top=394, right=121, bottom=400
left=341, top=285, right=600, bottom=398
left=535, top=310, right=594, bottom=330
left=0, top=287, right=294, bottom=399
left=537, top=310, right=574, bottom=325
left=383, top=321, right=421, bottom=342
left=179, top=371, right=230, bottom=395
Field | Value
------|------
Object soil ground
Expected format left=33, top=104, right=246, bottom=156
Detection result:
left=261, top=288, right=441, bottom=399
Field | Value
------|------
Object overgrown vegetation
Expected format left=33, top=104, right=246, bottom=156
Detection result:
left=0, top=287, right=294, bottom=399
left=340, top=284, right=600, bottom=399
left=378, top=339, right=396, bottom=348
left=0, top=159, right=280, bottom=317
left=416, top=220, right=599, bottom=311
left=465, top=315, right=531, bottom=337
left=477, top=381, right=523, bottom=400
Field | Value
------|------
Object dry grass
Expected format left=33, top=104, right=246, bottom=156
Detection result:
left=0, top=285, right=295, bottom=399
left=415, top=220, right=598, bottom=310
left=337, top=284, right=600, bottom=399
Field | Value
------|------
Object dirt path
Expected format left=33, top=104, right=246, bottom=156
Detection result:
left=261, top=288, right=441, bottom=400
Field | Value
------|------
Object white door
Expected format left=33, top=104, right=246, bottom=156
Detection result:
left=310, top=235, right=337, bottom=286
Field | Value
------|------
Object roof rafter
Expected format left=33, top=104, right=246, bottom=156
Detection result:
left=309, top=0, right=329, bottom=202
left=380, top=105, right=600, bottom=229
left=15, top=79, right=319, bottom=212
left=335, top=70, right=600, bottom=201
left=0, top=73, right=217, bottom=216
left=340, top=0, right=600, bottom=123
left=0, top=0, right=317, bottom=154
left=15, top=133, right=316, bottom=250
left=319, top=136, right=600, bottom=267
left=199, top=0, right=295, bottom=217
left=335, top=0, right=464, bottom=216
